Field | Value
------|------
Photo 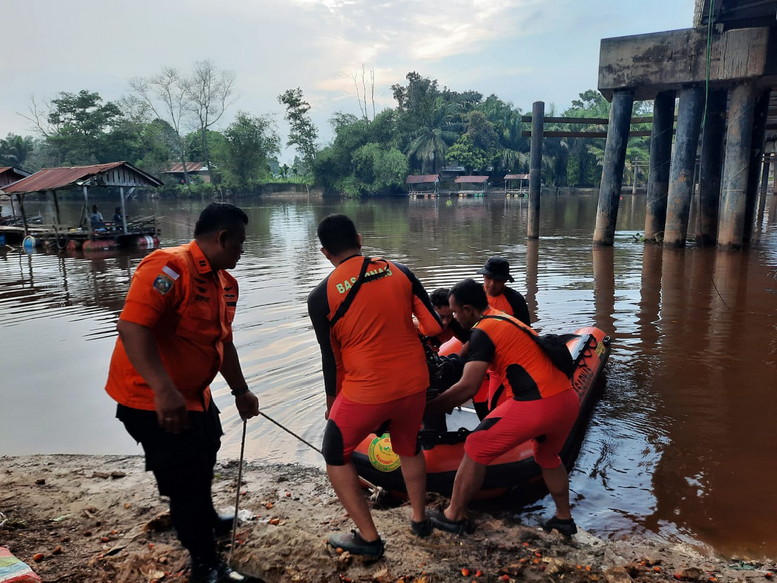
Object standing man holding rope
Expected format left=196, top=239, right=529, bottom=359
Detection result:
left=308, top=214, right=443, bottom=558
left=105, top=203, right=259, bottom=583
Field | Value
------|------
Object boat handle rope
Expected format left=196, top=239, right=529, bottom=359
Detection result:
left=257, top=410, right=322, bottom=454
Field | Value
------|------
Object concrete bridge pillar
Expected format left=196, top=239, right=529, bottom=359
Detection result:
left=644, top=91, right=675, bottom=242
left=743, top=88, right=771, bottom=244
left=696, top=89, right=727, bottom=246
left=593, top=89, right=633, bottom=246
left=528, top=101, right=544, bottom=239
left=663, top=86, right=705, bottom=248
left=719, top=82, right=757, bottom=249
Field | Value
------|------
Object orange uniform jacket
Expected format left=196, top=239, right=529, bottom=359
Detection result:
left=485, top=286, right=530, bottom=326
left=467, top=308, right=570, bottom=401
left=308, top=255, right=443, bottom=404
left=105, top=241, right=238, bottom=412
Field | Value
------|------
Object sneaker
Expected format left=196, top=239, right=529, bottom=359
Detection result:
left=428, top=509, right=465, bottom=535
left=190, top=559, right=247, bottom=583
left=410, top=518, right=433, bottom=537
left=541, top=515, right=578, bottom=536
left=328, top=530, right=385, bottom=558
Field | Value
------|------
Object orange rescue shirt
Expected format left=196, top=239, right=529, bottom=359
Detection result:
left=308, top=256, right=443, bottom=404
left=105, top=241, right=238, bottom=411
left=468, top=308, right=570, bottom=401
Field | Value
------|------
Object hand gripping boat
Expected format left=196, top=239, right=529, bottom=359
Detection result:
left=351, top=326, right=611, bottom=499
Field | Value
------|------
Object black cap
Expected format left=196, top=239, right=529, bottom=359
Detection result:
left=476, top=256, right=514, bottom=282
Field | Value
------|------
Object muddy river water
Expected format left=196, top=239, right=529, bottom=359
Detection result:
left=1, top=191, right=775, bottom=560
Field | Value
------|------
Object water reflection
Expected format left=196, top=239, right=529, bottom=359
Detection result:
left=1, top=193, right=776, bottom=560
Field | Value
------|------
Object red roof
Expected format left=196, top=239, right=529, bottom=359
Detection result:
left=3, top=162, right=162, bottom=194
left=163, top=162, right=208, bottom=173
left=454, top=176, right=489, bottom=183
left=504, top=174, right=529, bottom=180
left=406, top=174, right=439, bottom=184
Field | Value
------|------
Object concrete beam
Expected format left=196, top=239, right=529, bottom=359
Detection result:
left=599, top=27, right=771, bottom=101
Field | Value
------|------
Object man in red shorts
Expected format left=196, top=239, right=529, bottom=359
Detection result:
left=308, top=214, right=443, bottom=557
left=426, top=278, right=579, bottom=537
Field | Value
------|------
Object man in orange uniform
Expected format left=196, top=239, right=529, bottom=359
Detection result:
left=427, top=279, right=579, bottom=537
left=477, top=256, right=530, bottom=325
left=308, top=214, right=443, bottom=557
left=106, top=203, right=259, bottom=583
left=473, top=256, right=531, bottom=416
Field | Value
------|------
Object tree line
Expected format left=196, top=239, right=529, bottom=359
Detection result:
left=0, top=64, right=652, bottom=197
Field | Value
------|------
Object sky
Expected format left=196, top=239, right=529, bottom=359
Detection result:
left=1, top=0, right=695, bottom=164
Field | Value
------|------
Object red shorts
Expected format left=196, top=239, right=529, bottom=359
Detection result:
left=464, top=389, right=579, bottom=468
left=322, top=390, right=426, bottom=465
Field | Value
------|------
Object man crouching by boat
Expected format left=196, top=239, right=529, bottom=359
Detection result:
left=308, top=214, right=443, bottom=557
left=105, top=203, right=259, bottom=583
left=425, top=278, right=579, bottom=537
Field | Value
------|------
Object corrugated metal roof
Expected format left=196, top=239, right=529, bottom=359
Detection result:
left=454, top=176, right=489, bottom=183
left=504, top=174, right=529, bottom=180
left=3, top=162, right=163, bottom=194
left=162, top=162, right=208, bottom=173
left=406, top=174, right=439, bottom=184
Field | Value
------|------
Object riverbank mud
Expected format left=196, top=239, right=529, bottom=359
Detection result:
left=1, top=455, right=774, bottom=582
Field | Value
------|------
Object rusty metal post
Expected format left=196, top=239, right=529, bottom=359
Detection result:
left=644, top=91, right=675, bottom=243
left=743, top=88, right=770, bottom=244
left=663, top=86, right=705, bottom=248
left=593, top=89, right=633, bottom=246
left=528, top=101, right=544, bottom=239
left=696, top=89, right=727, bottom=246
left=719, top=82, right=757, bottom=250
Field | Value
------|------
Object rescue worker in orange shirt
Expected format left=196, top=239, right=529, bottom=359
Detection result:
left=105, top=203, right=259, bottom=583
left=426, top=279, right=578, bottom=537
left=308, top=214, right=443, bottom=557
left=473, top=256, right=531, bottom=417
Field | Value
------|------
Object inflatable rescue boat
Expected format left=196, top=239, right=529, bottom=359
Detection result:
left=352, top=326, right=611, bottom=498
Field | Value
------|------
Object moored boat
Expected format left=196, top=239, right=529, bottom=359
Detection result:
left=352, top=326, right=611, bottom=499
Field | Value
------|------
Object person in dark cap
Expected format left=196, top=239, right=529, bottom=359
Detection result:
left=471, top=256, right=531, bottom=418
left=476, top=256, right=530, bottom=326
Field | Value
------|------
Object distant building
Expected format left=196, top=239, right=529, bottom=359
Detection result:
left=160, top=162, right=211, bottom=184
left=406, top=174, right=439, bottom=195
left=0, top=167, right=31, bottom=190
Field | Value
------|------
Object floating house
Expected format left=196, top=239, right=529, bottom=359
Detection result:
left=504, top=173, right=529, bottom=196
left=1, top=161, right=163, bottom=251
left=454, top=175, right=489, bottom=196
left=406, top=174, right=439, bottom=196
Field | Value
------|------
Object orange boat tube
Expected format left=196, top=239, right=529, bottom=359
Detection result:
left=352, top=326, right=611, bottom=498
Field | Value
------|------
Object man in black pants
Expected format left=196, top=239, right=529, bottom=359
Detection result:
left=105, top=203, right=259, bottom=583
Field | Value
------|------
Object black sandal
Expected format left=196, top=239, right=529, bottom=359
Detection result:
left=429, top=509, right=465, bottom=535
left=541, top=515, right=578, bottom=536
left=411, top=518, right=433, bottom=537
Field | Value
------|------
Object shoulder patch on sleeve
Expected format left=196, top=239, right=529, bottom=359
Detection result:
left=153, top=274, right=175, bottom=295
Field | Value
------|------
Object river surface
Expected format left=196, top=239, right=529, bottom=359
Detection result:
left=1, top=191, right=776, bottom=560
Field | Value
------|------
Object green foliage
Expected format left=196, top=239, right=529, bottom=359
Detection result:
left=45, top=90, right=123, bottom=164
left=278, top=88, right=319, bottom=170
left=216, top=111, right=280, bottom=189
left=446, top=135, right=488, bottom=173
left=0, top=134, right=35, bottom=168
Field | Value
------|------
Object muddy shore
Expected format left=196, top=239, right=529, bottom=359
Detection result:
left=1, top=455, right=774, bottom=583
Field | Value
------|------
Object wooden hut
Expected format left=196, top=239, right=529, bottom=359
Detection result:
left=406, top=174, right=439, bottom=197
left=454, top=176, right=489, bottom=196
left=504, top=173, right=529, bottom=196
left=1, top=161, right=163, bottom=250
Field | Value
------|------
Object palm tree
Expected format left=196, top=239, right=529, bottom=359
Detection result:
left=405, top=97, right=459, bottom=174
